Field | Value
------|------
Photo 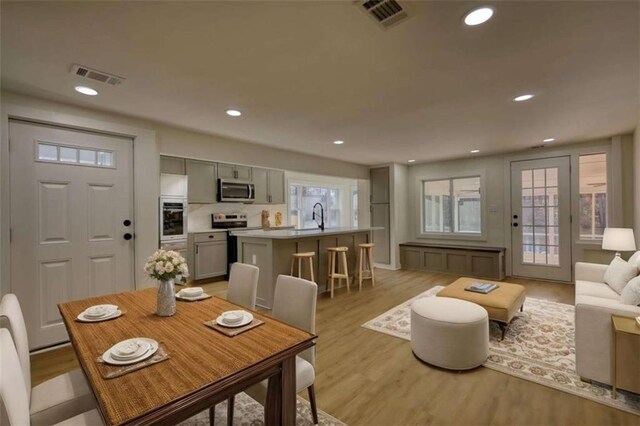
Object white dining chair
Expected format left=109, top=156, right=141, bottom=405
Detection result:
left=0, top=328, right=103, bottom=426
left=0, top=294, right=96, bottom=426
left=228, top=275, right=319, bottom=425
left=226, top=263, right=259, bottom=310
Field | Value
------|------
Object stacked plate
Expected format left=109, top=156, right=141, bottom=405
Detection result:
left=216, top=310, right=253, bottom=328
left=77, top=304, right=122, bottom=322
left=175, top=287, right=210, bottom=301
left=102, top=338, right=159, bottom=365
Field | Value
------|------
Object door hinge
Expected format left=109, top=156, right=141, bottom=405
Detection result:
left=570, top=215, right=573, bottom=224
left=9, top=228, right=12, bottom=243
left=8, top=138, right=11, bottom=153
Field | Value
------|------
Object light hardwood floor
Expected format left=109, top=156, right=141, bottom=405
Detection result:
left=31, top=269, right=638, bottom=425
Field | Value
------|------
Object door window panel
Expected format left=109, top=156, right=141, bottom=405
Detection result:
left=521, top=167, right=560, bottom=266
left=36, top=142, right=115, bottom=168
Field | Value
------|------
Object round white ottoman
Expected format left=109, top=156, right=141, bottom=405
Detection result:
left=411, top=297, right=489, bottom=370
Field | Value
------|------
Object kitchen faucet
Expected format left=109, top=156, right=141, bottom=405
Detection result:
left=312, top=202, right=325, bottom=231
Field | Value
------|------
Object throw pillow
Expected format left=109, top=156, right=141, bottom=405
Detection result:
left=628, top=251, right=640, bottom=269
left=603, top=256, right=638, bottom=295
left=620, top=276, right=640, bottom=306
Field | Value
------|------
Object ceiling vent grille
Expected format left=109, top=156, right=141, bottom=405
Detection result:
left=70, top=64, right=125, bottom=86
left=359, top=0, right=408, bottom=29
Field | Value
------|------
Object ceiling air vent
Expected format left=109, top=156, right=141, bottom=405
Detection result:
left=70, top=64, right=125, bottom=86
left=359, top=0, right=408, bottom=29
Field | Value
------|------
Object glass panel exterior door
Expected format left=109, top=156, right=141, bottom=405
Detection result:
left=511, top=157, right=571, bottom=281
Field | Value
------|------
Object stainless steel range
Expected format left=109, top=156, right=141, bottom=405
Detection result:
left=211, top=213, right=254, bottom=273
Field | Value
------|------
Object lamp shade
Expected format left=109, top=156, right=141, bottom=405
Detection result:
left=602, top=228, right=636, bottom=252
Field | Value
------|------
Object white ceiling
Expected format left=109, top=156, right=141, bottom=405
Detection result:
left=2, top=1, right=638, bottom=165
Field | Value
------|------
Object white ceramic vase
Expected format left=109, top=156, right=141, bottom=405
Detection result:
left=157, top=279, right=176, bottom=317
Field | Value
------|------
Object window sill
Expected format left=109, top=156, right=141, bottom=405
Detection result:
left=418, top=232, right=487, bottom=242
left=575, top=239, right=603, bottom=247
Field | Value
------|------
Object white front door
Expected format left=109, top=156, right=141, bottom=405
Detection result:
left=9, top=120, right=135, bottom=349
left=511, top=156, right=572, bottom=282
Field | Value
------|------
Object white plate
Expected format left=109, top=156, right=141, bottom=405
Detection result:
left=102, top=338, right=158, bottom=366
left=216, top=311, right=253, bottom=328
left=77, top=310, right=122, bottom=323
left=175, top=292, right=211, bottom=301
left=110, top=340, right=151, bottom=361
left=84, top=304, right=118, bottom=318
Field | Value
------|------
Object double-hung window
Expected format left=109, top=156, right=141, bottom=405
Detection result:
left=423, top=176, right=481, bottom=235
left=578, top=153, right=607, bottom=240
left=289, top=184, right=341, bottom=229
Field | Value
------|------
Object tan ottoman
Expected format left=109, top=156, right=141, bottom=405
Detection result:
left=437, top=277, right=526, bottom=339
left=411, top=297, right=489, bottom=370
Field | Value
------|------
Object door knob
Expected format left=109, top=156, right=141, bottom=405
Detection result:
left=512, top=223, right=519, bottom=227
left=124, top=233, right=133, bottom=240
left=123, top=219, right=132, bottom=226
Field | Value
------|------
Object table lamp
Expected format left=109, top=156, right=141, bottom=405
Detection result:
left=602, top=228, right=636, bottom=258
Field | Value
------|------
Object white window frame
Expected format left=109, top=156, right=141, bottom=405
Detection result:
left=417, top=170, right=487, bottom=241
left=287, top=177, right=357, bottom=230
left=577, top=152, right=608, bottom=241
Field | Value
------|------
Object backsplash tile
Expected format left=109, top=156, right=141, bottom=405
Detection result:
left=188, top=203, right=287, bottom=231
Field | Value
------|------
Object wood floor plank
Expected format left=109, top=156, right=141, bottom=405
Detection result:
left=30, top=269, right=638, bottom=425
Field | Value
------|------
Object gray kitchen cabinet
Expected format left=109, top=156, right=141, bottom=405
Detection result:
left=252, top=167, right=269, bottom=203
left=217, top=163, right=252, bottom=180
left=370, top=167, right=390, bottom=204
left=195, top=241, right=227, bottom=279
left=252, top=168, right=285, bottom=204
left=371, top=203, right=390, bottom=264
left=186, top=159, right=217, bottom=203
left=160, top=156, right=186, bottom=175
left=268, top=169, right=285, bottom=204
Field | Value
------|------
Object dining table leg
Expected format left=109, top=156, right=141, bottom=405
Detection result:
left=265, top=356, right=296, bottom=426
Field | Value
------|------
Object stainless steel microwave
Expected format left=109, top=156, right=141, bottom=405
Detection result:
left=218, top=180, right=255, bottom=203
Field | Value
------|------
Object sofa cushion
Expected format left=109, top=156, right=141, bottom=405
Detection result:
left=603, top=257, right=638, bottom=295
left=620, top=276, right=640, bottom=306
left=628, top=251, right=640, bottom=269
left=575, top=280, right=620, bottom=300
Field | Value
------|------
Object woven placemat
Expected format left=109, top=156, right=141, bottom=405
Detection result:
left=95, top=345, right=170, bottom=379
left=204, top=319, right=265, bottom=337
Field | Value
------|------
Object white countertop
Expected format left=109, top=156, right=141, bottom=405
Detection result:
left=231, top=226, right=380, bottom=239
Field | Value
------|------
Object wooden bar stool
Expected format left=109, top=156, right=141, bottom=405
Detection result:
left=356, top=243, right=375, bottom=290
left=290, top=252, right=315, bottom=282
left=327, top=247, right=349, bottom=298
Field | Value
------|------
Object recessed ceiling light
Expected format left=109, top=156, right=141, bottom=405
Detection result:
left=408, top=159, right=416, bottom=163
left=74, top=86, right=98, bottom=96
left=470, top=149, right=480, bottom=153
left=543, top=138, right=555, bottom=143
left=333, top=140, right=344, bottom=145
left=464, top=7, right=494, bottom=26
left=225, top=109, right=242, bottom=117
left=514, top=94, right=534, bottom=102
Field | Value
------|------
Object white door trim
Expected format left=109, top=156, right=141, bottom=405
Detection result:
left=1, top=102, right=159, bottom=297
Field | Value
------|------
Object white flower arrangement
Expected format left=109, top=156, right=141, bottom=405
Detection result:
left=144, top=249, right=189, bottom=284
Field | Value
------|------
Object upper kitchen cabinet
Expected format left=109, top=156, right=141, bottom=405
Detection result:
left=217, top=163, right=252, bottom=180
left=160, top=156, right=186, bottom=175
left=252, top=168, right=285, bottom=204
left=186, top=159, right=217, bottom=203
left=268, top=169, right=285, bottom=204
left=370, top=167, right=390, bottom=204
left=252, top=167, right=269, bottom=204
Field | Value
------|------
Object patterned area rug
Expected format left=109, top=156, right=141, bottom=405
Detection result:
left=180, top=392, right=346, bottom=426
left=362, top=286, right=640, bottom=416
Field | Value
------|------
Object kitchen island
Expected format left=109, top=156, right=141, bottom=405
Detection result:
left=232, top=227, right=379, bottom=308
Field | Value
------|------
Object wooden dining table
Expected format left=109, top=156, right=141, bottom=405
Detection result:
left=58, top=288, right=316, bottom=425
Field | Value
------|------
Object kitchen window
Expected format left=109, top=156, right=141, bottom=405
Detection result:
left=422, top=176, right=482, bottom=235
left=579, top=153, right=607, bottom=240
left=289, top=184, right=342, bottom=229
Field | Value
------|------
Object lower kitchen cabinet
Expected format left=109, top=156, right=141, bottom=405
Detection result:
left=188, top=232, right=227, bottom=280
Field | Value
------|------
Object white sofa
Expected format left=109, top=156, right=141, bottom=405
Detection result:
left=574, top=262, right=640, bottom=385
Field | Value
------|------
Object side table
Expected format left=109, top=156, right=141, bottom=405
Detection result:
left=611, top=314, right=640, bottom=399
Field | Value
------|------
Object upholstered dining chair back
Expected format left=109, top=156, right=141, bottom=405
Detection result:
left=272, top=275, right=317, bottom=366
left=0, top=328, right=31, bottom=426
left=227, top=263, right=259, bottom=310
left=0, top=294, right=31, bottom=399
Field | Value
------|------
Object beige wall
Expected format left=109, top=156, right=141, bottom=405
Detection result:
left=405, top=135, right=635, bottom=276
